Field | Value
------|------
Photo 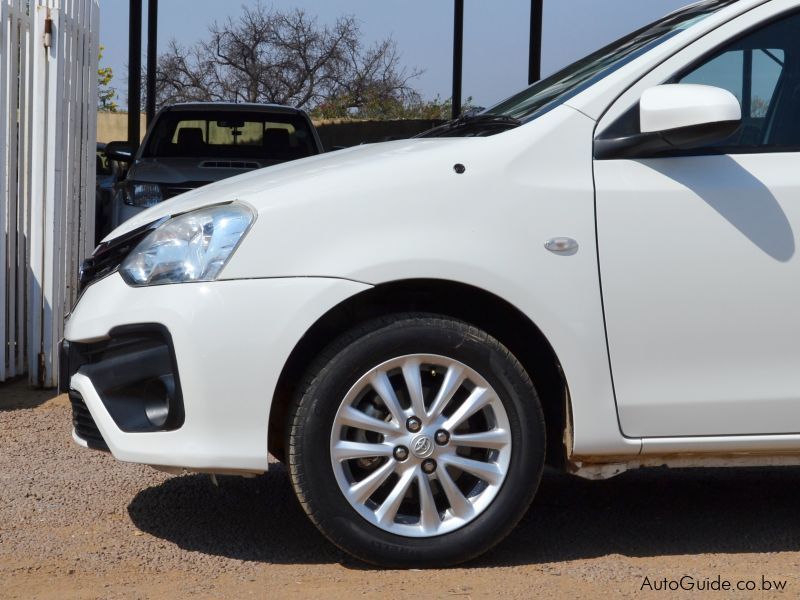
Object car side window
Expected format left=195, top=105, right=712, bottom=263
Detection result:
left=675, top=12, right=800, bottom=151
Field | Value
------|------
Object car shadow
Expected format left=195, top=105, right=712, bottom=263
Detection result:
left=128, top=464, right=800, bottom=567
left=479, top=466, right=800, bottom=567
left=127, top=464, right=346, bottom=565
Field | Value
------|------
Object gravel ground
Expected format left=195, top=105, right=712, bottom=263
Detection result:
left=2, top=378, right=800, bottom=599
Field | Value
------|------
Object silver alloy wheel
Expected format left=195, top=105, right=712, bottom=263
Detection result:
left=330, top=354, right=512, bottom=538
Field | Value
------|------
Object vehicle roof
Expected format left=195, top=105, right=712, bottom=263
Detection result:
left=162, top=102, right=308, bottom=116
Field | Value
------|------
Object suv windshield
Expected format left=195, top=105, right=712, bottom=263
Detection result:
left=421, top=0, right=738, bottom=137
left=142, top=110, right=317, bottom=161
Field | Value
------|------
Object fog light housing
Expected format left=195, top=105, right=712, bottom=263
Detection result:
left=67, top=325, right=185, bottom=434
left=142, top=375, right=177, bottom=429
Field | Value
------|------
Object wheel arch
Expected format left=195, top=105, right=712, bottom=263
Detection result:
left=268, top=278, right=571, bottom=469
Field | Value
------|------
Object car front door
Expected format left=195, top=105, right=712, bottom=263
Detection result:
left=595, top=10, right=800, bottom=438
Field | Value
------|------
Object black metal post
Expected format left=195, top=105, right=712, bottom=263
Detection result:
left=146, top=0, right=158, bottom=125
left=529, top=0, right=543, bottom=84
left=128, top=0, right=143, bottom=144
left=742, top=49, right=753, bottom=118
left=452, top=0, right=464, bottom=120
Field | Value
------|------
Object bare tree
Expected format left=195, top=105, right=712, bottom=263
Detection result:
left=151, top=3, right=421, bottom=114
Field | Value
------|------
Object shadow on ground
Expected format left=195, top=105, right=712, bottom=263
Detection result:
left=0, top=379, right=58, bottom=411
left=128, top=465, right=800, bottom=567
left=128, top=464, right=345, bottom=565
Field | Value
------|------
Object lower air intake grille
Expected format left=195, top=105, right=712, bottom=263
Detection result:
left=69, top=392, right=109, bottom=452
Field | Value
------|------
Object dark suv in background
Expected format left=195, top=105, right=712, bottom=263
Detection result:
left=104, top=102, right=323, bottom=231
left=95, top=143, right=123, bottom=244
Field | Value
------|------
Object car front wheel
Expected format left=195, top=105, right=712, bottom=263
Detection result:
left=288, top=313, right=546, bottom=567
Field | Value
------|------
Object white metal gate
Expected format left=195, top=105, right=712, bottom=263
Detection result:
left=1, top=0, right=98, bottom=386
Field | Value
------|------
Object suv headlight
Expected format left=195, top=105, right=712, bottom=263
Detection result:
left=120, top=204, right=255, bottom=286
left=124, top=183, right=163, bottom=207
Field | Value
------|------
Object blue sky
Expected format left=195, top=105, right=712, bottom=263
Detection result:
left=100, top=0, right=692, bottom=111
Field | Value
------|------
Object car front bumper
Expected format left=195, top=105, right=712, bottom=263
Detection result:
left=63, top=273, right=371, bottom=473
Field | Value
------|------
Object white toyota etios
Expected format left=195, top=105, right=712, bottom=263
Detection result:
left=63, top=0, right=800, bottom=567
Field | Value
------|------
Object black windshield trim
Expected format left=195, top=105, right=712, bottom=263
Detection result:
left=521, top=32, right=685, bottom=124
left=415, top=113, right=522, bottom=138
left=488, top=0, right=739, bottom=124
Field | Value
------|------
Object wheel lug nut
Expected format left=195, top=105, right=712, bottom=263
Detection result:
left=421, top=459, right=437, bottom=474
left=406, top=417, right=422, bottom=433
left=394, top=446, right=409, bottom=461
left=435, top=430, right=450, bottom=445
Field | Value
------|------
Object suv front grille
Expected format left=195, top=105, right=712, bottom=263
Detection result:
left=69, top=392, right=109, bottom=451
left=199, top=160, right=260, bottom=170
left=162, top=186, right=195, bottom=200
left=162, top=181, right=210, bottom=200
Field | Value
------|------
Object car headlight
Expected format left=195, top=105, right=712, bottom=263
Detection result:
left=120, top=204, right=255, bottom=286
left=125, top=183, right=163, bottom=207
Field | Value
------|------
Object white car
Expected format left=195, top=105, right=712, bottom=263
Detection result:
left=63, top=0, right=800, bottom=567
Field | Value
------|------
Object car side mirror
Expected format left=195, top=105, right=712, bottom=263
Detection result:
left=105, top=141, right=137, bottom=163
left=595, top=84, right=742, bottom=159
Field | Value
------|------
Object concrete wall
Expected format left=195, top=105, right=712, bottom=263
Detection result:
left=97, top=112, right=147, bottom=143
left=97, top=112, right=444, bottom=148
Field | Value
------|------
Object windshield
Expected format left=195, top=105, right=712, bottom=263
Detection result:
left=423, top=0, right=737, bottom=138
left=142, top=110, right=318, bottom=161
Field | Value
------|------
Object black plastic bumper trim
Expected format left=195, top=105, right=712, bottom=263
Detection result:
left=69, top=391, right=110, bottom=452
left=60, top=324, right=185, bottom=434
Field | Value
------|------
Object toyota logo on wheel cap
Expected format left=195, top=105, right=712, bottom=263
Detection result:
left=411, top=435, right=434, bottom=459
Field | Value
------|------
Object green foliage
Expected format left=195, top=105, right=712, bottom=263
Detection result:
left=751, top=96, right=769, bottom=119
left=311, top=93, right=476, bottom=121
left=97, top=45, right=118, bottom=112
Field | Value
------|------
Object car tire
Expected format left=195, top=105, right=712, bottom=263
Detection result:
left=287, top=313, right=546, bottom=567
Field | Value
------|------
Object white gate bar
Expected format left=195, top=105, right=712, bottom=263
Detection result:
left=0, top=0, right=10, bottom=381
left=5, top=0, right=21, bottom=378
left=17, top=0, right=33, bottom=376
left=26, top=1, right=47, bottom=385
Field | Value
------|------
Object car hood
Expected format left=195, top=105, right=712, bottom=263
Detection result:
left=106, top=138, right=478, bottom=239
